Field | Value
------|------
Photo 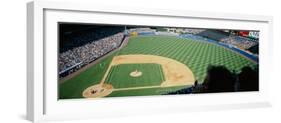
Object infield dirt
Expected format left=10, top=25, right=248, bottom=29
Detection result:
left=83, top=54, right=195, bottom=98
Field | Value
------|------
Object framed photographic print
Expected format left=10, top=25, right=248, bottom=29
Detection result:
left=27, top=0, right=273, bottom=122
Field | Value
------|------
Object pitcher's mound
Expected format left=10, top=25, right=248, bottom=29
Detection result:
left=130, top=70, right=142, bottom=77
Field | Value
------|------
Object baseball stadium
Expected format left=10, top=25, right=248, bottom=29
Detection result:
left=58, top=23, right=259, bottom=99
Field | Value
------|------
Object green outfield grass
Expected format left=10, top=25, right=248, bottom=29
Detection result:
left=59, top=53, right=115, bottom=99
left=105, top=63, right=164, bottom=88
left=59, top=35, right=257, bottom=99
left=107, top=85, right=192, bottom=97
left=118, top=36, right=257, bottom=83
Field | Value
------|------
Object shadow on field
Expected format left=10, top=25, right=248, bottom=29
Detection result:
left=166, top=65, right=259, bottom=95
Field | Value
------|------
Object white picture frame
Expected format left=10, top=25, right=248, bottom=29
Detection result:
left=27, top=0, right=273, bottom=122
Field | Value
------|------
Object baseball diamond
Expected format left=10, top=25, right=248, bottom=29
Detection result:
left=59, top=35, right=257, bottom=99
left=105, top=63, right=165, bottom=88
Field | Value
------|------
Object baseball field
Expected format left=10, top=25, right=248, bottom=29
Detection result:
left=59, top=35, right=257, bottom=99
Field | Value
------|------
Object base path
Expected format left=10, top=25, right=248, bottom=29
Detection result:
left=82, top=84, right=113, bottom=98
left=83, top=54, right=195, bottom=98
left=111, top=55, right=195, bottom=87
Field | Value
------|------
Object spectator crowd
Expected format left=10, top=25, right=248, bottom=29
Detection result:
left=180, top=30, right=259, bottom=54
left=183, top=29, right=205, bottom=34
left=59, top=32, right=124, bottom=77
left=220, top=36, right=258, bottom=50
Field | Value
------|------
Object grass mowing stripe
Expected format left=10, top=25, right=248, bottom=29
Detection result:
left=60, top=35, right=258, bottom=99
left=105, top=63, right=165, bottom=88
left=107, top=85, right=192, bottom=97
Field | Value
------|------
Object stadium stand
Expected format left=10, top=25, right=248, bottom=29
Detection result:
left=220, top=35, right=258, bottom=50
left=179, top=33, right=259, bottom=62
left=197, top=29, right=229, bottom=41
left=59, top=25, right=125, bottom=77
left=60, top=25, right=124, bottom=53
left=247, top=44, right=259, bottom=54
left=127, top=28, right=156, bottom=36
left=183, top=28, right=205, bottom=34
